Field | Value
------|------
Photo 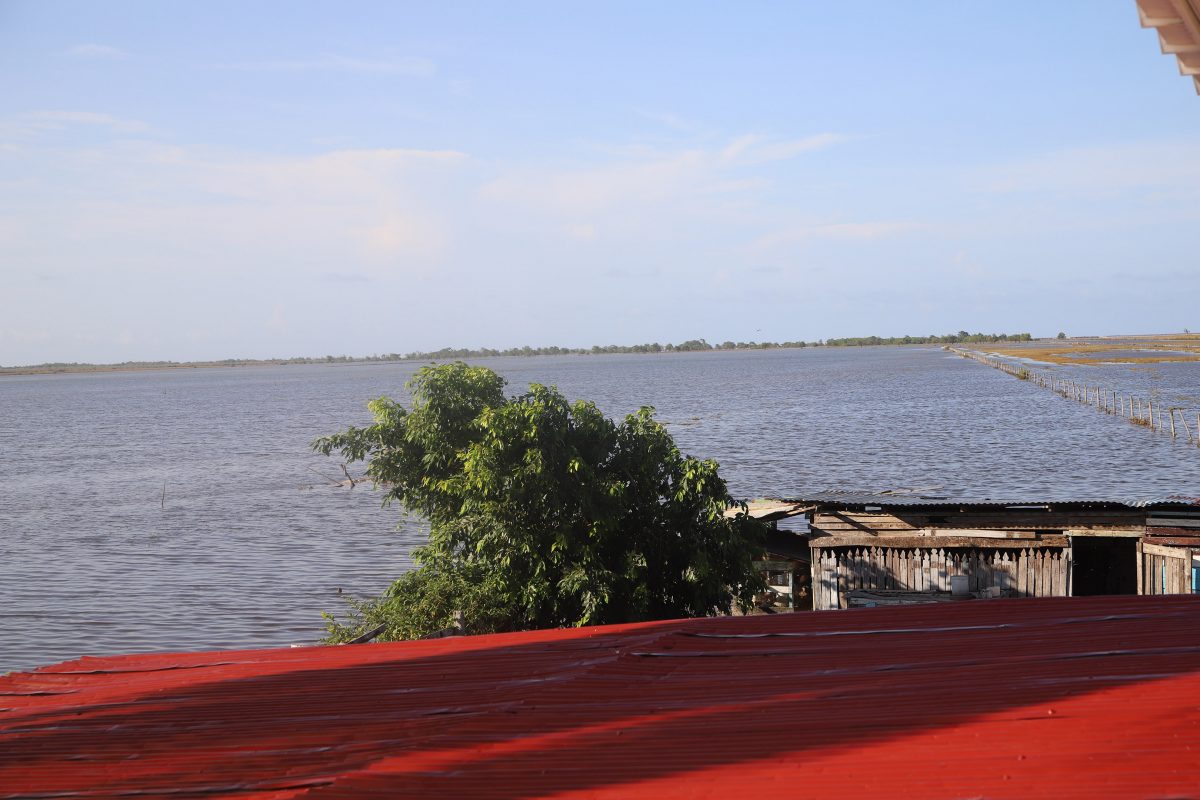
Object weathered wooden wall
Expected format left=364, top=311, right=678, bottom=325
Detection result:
left=812, top=509, right=1145, bottom=535
left=812, top=545, right=1069, bottom=611
left=1139, top=542, right=1194, bottom=595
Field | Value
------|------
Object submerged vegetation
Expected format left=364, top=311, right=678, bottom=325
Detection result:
left=313, top=362, right=767, bottom=642
left=978, top=334, right=1200, bottom=366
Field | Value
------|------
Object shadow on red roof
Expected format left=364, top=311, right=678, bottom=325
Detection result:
left=3, top=595, right=1200, bottom=798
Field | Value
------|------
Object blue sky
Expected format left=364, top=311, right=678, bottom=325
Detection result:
left=1, top=1, right=1197, bottom=364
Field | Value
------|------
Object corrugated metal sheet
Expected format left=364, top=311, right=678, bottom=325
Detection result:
left=3, top=596, right=1200, bottom=798
left=778, top=491, right=1200, bottom=509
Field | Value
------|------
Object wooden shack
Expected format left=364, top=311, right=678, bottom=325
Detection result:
left=734, top=500, right=815, bottom=611
left=752, top=494, right=1200, bottom=611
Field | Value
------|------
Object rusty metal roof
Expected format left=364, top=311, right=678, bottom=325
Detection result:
left=3, top=595, right=1200, bottom=797
left=776, top=491, right=1200, bottom=510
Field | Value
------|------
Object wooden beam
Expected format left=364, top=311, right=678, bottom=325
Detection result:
left=1143, top=542, right=1192, bottom=558
left=1170, top=0, right=1200, bottom=46
left=753, top=560, right=796, bottom=571
left=810, top=535, right=1069, bottom=549
left=1065, top=528, right=1145, bottom=538
left=1145, top=535, right=1200, bottom=547
left=918, top=528, right=1038, bottom=539
left=1140, top=7, right=1183, bottom=27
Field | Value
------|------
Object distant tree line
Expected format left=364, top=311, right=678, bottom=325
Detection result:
left=821, top=331, right=1033, bottom=347
left=400, top=332, right=1031, bottom=360
left=399, top=339, right=811, bottom=360
left=1, top=332, right=1034, bottom=372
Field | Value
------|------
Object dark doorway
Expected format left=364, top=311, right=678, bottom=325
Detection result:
left=1071, top=537, right=1137, bottom=595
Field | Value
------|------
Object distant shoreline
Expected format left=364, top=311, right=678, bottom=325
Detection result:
left=0, top=332, right=1040, bottom=376
left=0, top=335, right=1031, bottom=376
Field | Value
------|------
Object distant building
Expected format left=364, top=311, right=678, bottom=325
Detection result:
left=744, top=494, right=1200, bottom=610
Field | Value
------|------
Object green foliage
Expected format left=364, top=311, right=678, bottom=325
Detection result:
left=322, top=559, right=515, bottom=643
left=314, top=362, right=766, bottom=641
left=1057, top=331, right=1067, bottom=339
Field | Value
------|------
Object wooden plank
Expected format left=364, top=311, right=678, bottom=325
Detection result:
left=753, top=560, right=796, bottom=571
left=1064, top=542, right=1073, bottom=597
left=1065, top=528, right=1145, bottom=538
left=813, top=551, right=824, bottom=610
left=829, top=551, right=838, bottom=609
left=816, top=554, right=825, bottom=609
left=837, top=553, right=847, bottom=609
left=944, top=512, right=1144, bottom=528
left=921, top=529, right=1038, bottom=539
left=1145, top=534, right=1200, bottom=546
left=1143, top=542, right=1191, bottom=559
left=811, top=510, right=1147, bottom=535
left=812, top=513, right=919, bottom=532
left=1147, top=517, right=1200, bottom=529
left=1017, top=549, right=1028, bottom=597
left=810, top=535, right=1069, bottom=549
left=1136, top=540, right=1145, bottom=595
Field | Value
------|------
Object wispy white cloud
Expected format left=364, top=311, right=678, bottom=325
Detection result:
left=751, top=221, right=926, bottom=251
left=480, top=133, right=845, bottom=222
left=1, top=143, right=471, bottom=281
left=212, top=53, right=435, bottom=76
left=0, top=111, right=148, bottom=140
left=720, top=133, right=846, bottom=165
left=61, top=43, right=130, bottom=59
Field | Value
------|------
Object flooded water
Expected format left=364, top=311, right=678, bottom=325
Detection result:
left=3, top=346, right=1200, bottom=672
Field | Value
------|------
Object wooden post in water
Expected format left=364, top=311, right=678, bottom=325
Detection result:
left=1149, top=399, right=1155, bottom=431
left=1169, top=408, right=1177, bottom=439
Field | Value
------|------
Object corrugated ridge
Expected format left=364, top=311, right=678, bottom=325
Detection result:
left=2, top=596, right=1199, bottom=798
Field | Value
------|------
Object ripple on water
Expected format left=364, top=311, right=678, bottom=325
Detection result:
left=2, top=349, right=1199, bottom=672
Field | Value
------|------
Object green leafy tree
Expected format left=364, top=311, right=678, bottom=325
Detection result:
left=314, top=362, right=765, bottom=642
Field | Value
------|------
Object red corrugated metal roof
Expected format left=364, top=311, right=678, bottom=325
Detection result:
left=3, top=595, right=1200, bottom=798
